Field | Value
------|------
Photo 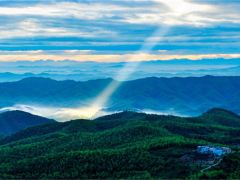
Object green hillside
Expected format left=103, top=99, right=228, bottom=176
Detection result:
left=0, top=109, right=239, bottom=179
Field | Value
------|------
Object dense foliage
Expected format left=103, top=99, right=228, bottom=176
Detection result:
left=0, top=108, right=239, bottom=179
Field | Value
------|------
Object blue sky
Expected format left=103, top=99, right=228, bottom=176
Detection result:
left=0, top=0, right=239, bottom=62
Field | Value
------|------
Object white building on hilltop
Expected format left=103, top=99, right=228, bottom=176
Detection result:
left=197, top=146, right=231, bottom=157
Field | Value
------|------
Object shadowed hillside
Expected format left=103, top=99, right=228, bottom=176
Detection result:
left=0, top=110, right=55, bottom=135
left=1, top=76, right=240, bottom=116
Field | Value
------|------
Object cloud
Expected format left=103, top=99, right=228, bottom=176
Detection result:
left=0, top=0, right=238, bottom=27
left=0, top=104, right=110, bottom=121
left=0, top=18, right=117, bottom=39
left=0, top=50, right=239, bottom=62
left=0, top=0, right=239, bottom=58
left=124, top=0, right=217, bottom=26
left=0, top=1, right=146, bottom=22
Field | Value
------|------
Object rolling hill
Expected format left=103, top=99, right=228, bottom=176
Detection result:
left=1, top=76, right=240, bottom=116
left=0, top=108, right=239, bottom=179
left=0, top=110, right=55, bottom=135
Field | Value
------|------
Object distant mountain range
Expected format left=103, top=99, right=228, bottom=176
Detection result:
left=1, top=76, right=240, bottom=117
left=0, top=59, right=240, bottom=82
left=0, top=108, right=239, bottom=178
left=0, top=110, right=54, bottom=135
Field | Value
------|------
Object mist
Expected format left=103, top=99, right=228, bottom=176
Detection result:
left=0, top=104, right=187, bottom=122
left=0, top=104, right=110, bottom=121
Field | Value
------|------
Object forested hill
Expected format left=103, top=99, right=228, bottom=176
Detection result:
left=0, top=108, right=239, bottom=179
left=0, top=110, right=55, bottom=135
left=1, top=76, right=240, bottom=115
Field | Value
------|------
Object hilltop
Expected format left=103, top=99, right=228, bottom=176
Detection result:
left=0, top=110, right=55, bottom=135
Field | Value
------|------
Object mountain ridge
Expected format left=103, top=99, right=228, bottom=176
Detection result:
left=0, top=110, right=55, bottom=135
left=1, top=76, right=240, bottom=116
left=1, top=108, right=239, bottom=144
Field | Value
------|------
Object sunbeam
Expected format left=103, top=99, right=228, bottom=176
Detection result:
left=73, top=0, right=216, bottom=119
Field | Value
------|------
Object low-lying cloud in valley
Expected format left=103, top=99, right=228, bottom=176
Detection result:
left=0, top=104, right=188, bottom=122
left=0, top=104, right=110, bottom=121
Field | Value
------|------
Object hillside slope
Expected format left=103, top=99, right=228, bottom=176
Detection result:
left=1, top=76, right=240, bottom=115
left=0, top=108, right=239, bottom=179
left=0, top=110, right=55, bottom=135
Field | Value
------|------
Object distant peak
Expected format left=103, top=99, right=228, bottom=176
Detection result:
left=19, top=77, right=55, bottom=82
left=1, top=110, right=40, bottom=117
left=95, top=111, right=146, bottom=121
left=205, top=108, right=233, bottom=113
left=202, top=108, right=238, bottom=117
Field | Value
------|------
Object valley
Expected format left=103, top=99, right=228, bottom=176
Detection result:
left=1, top=76, right=240, bottom=120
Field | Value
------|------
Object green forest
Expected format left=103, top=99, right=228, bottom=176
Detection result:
left=0, top=108, right=239, bottom=179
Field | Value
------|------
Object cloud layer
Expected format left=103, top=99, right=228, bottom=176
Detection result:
left=0, top=0, right=239, bottom=61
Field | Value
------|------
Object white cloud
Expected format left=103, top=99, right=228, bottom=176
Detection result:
left=0, top=2, right=137, bottom=20
left=0, top=104, right=110, bottom=121
left=0, top=18, right=116, bottom=39
left=0, top=50, right=240, bottom=62
left=0, top=0, right=238, bottom=27
left=63, top=50, right=95, bottom=54
left=124, top=0, right=218, bottom=27
left=0, top=0, right=238, bottom=57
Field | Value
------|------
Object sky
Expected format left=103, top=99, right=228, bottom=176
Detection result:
left=0, top=0, right=239, bottom=62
